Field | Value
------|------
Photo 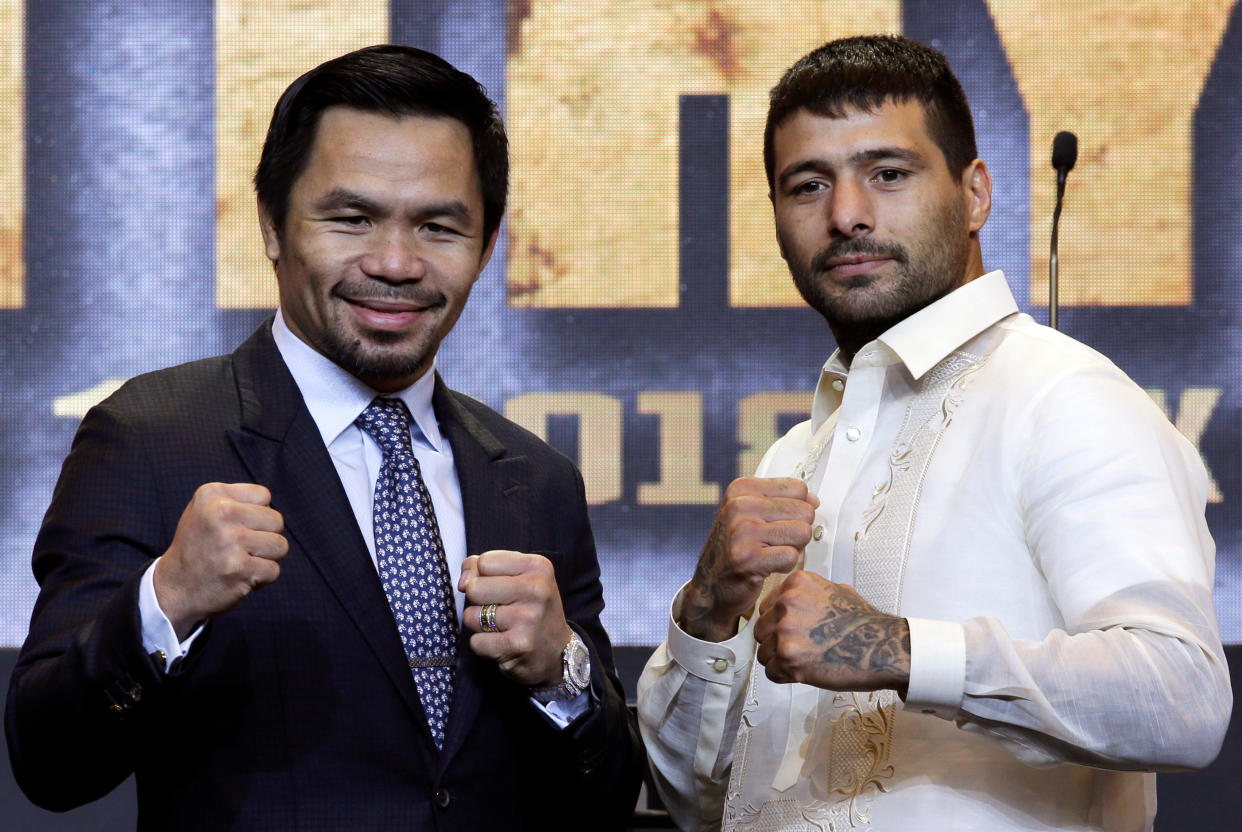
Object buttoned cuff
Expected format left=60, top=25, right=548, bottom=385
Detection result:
left=138, top=559, right=205, bottom=673
left=902, top=616, right=965, bottom=719
left=666, top=583, right=756, bottom=683
left=531, top=686, right=594, bottom=729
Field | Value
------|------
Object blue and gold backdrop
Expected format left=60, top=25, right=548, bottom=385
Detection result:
left=2, top=0, right=1240, bottom=648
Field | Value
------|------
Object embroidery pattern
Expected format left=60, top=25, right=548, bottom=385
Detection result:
left=853, top=351, right=988, bottom=613
left=724, top=350, right=989, bottom=830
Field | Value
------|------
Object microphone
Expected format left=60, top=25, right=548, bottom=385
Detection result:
left=1049, top=131, right=1077, bottom=330
left=1052, top=131, right=1078, bottom=182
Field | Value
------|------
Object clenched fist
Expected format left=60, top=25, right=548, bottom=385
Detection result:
left=755, top=570, right=909, bottom=694
left=459, top=550, right=573, bottom=688
left=153, top=482, right=288, bottom=640
left=678, top=477, right=819, bottom=642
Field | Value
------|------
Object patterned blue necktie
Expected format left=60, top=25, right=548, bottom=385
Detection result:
left=355, top=397, right=457, bottom=748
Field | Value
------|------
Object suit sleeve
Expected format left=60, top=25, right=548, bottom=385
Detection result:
left=5, top=398, right=181, bottom=811
left=538, top=462, right=645, bottom=830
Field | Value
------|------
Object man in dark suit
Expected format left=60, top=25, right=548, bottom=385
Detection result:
left=5, top=45, right=642, bottom=830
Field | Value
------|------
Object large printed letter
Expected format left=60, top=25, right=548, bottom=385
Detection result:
left=637, top=392, right=720, bottom=505
left=504, top=392, right=623, bottom=504
left=507, top=0, right=900, bottom=308
left=215, top=0, right=387, bottom=308
left=736, top=392, right=813, bottom=478
left=0, top=0, right=21, bottom=308
left=988, top=0, right=1233, bottom=306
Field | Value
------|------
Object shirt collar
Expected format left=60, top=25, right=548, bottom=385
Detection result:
left=876, top=270, right=1018, bottom=379
left=271, top=309, right=444, bottom=452
left=811, top=271, right=1018, bottom=430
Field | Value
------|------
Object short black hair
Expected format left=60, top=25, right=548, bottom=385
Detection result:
left=764, top=35, right=977, bottom=190
left=255, top=44, right=508, bottom=242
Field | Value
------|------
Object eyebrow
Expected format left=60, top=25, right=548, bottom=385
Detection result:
left=777, top=146, right=927, bottom=190
left=313, top=187, right=384, bottom=215
left=312, top=187, right=475, bottom=226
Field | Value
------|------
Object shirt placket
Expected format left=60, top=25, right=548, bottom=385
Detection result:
left=804, top=348, right=888, bottom=580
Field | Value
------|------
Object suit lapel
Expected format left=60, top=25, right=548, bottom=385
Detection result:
left=432, top=380, right=535, bottom=769
left=224, top=323, right=432, bottom=741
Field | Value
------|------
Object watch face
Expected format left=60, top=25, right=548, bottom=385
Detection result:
left=567, top=637, right=591, bottom=690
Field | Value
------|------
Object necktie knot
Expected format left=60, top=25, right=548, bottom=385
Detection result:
left=356, top=397, right=415, bottom=460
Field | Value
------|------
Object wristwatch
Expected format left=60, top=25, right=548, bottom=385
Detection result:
left=531, top=630, right=591, bottom=702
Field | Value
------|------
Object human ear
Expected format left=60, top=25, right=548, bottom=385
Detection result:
left=963, top=159, right=992, bottom=233
left=257, top=200, right=282, bottom=266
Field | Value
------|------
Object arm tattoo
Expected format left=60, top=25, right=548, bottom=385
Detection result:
left=678, top=522, right=733, bottom=639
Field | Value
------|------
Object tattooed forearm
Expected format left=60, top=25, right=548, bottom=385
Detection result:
left=678, top=522, right=740, bottom=641
left=811, top=613, right=911, bottom=686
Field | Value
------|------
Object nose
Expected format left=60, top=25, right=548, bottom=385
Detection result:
left=827, top=179, right=873, bottom=238
left=359, top=230, right=427, bottom=282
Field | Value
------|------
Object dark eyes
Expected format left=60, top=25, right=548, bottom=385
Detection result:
left=327, top=217, right=461, bottom=236
left=787, top=168, right=908, bottom=197
left=790, top=180, right=826, bottom=196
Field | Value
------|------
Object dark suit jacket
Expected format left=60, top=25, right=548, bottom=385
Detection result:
left=5, top=322, right=643, bottom=831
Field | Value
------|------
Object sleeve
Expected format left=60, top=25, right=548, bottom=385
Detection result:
left=138, top=560, right=205, bottom=670
left=903, top=364, right=1232, bottom=770
left=528, top=683, right=593, bottom=728
left=637, top=434, right=790, bottom=829
left=538, top=462, right=645, bottom=830
left=637, top=584, right=757, bottom=831
left=4, top=398, right=183, bottom=811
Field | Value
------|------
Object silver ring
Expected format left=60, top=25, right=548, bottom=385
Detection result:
left=480, top=603, right=499, bottom=633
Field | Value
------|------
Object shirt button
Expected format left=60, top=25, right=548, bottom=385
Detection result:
left=845, top=427, right=861, bottom=442
left=831, top=379, right=844, bottom=392
left=812, top=524, right=824, bottom=541
left=712, top=658, right=729, bottom=673
left=434, top=787, right=451, bottom=809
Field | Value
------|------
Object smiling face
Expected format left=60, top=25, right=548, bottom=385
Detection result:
left=260, top=107, right=496, bottom=392
left=770, top=100, right=991, bottom=359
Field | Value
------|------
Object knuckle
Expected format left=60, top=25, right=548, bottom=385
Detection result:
left=732, top=517, right=761, bottom=541
left=194, top=482, right=223, bottom=501
left=530, top=576, right=554, bottom=603
left=219, top=523, right=245, bottom=548
left=508, top=632, right=531, bottom=655
left=515, top=604, right=539, bottom=629
left=727, top=538, right=757, bottom=568
left=207, top=495, right=237, bottom=522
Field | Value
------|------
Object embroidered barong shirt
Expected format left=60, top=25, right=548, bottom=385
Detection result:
left=637, top=271, right=1231, bottom=831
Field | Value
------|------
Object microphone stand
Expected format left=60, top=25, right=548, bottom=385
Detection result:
left=1049, top=130, right=1077, bottom=331
left=1049, top=175, right=1066, bottom=331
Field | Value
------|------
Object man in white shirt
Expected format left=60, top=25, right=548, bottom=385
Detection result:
left=638, top=34, right=1231, bottom=831
left=7, top=45, right=641, bottom=830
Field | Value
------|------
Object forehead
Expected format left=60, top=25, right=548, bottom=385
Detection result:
left=771, top=100, right=942, bottom=170
left=296, top=107, right=481, bottom=200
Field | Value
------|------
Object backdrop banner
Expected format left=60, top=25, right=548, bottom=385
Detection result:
left=1, top=0, right=1239, bottom=649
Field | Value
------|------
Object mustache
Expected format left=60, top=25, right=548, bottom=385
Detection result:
left=333, top=284, right=447, bottom=307
left=810, top=238, right=908, bottom=272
